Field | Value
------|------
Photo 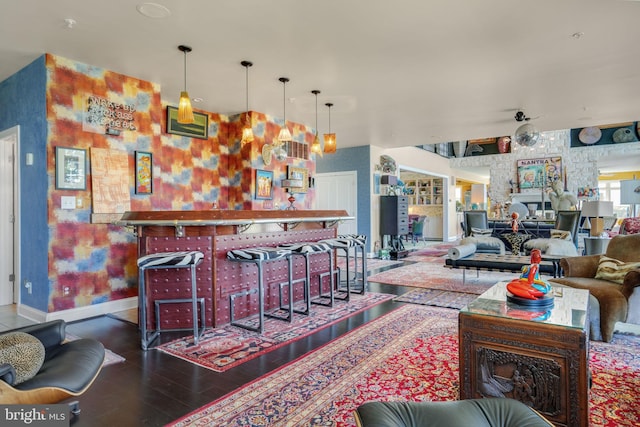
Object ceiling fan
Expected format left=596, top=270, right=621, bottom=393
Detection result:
left=513, top=110, right=541, bottom=146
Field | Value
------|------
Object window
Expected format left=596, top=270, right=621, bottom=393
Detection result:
left=598, top=180, right=629, bottom=218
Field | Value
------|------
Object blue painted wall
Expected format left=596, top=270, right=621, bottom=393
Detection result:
left=316, top=146, right=372, bottom=250
left=0, top=56, right=49, bottom=311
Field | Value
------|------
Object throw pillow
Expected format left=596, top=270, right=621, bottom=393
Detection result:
left=595, top=256, right=640, bottom=285
left=0, top=332, right=45, bottom=385
left=471, top=227, right=493, bottom=237
left=622, top=217, right=640, bottom=235
left=504, top=233, right=531, bottom=255
left=550, top=229, right=572, bottom=241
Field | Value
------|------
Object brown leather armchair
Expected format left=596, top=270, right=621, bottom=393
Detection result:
left=550, top=234, right=640, bottom=342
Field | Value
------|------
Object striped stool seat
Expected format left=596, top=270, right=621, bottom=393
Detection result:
left=227, top=247, right=294, bottom=333
left=320, top=237, right=357, bottom=249
left=137, top=250, right=205, bottom=351
left=278, top=242, right=336, bottom=309
left=138, top=251, right=204, bottom=268
left=227, top=247, right=291, bottom=261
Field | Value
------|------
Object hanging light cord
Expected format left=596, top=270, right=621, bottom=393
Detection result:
left=315, top=93, right=318, bottom=132
left=245, top=64, right=249, bottom=112
left=183, top=50, right=188, bottom=92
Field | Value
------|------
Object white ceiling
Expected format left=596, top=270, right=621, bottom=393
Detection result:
left=1, top=0, right=640, bottom=173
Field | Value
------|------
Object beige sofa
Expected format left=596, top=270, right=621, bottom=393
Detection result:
left=550, top=234, right=640, bottom=342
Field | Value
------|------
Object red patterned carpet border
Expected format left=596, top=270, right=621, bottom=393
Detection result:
left=367, top=258, right=514, bottom=294
left=168, top=305, right=640, bottom=427
left=156, top=292, right=393, bottom=372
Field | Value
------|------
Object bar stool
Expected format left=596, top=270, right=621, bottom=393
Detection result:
left=320, top=234, right=368, bottom=300
left=341, top=234, right=368, bottom=295
left=278, top=242, right=336, bottom=310
left=226, top=247, right=293, bottom=334
left=137, top=250, right=205, bottom=351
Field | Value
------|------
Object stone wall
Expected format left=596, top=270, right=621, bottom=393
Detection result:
left=450, top=130, right=640, bottom=204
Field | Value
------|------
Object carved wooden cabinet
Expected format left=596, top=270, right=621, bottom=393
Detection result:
left=459, top=282, right=590, bottom=427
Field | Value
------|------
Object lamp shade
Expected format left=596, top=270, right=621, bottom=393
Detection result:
left=620, top=180, right=640, bottom=204
left=581, top=200, right=614, bottom=217
left=470, top=184, right=486, bottom=205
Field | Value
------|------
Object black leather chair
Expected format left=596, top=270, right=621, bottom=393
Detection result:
left=354, top=399, right=553, bottom=427
left=0, top=320, right=105, bottom=414
left=554, top=210, right=581, bottom=247
left=461, top=210, right=505, bottom=254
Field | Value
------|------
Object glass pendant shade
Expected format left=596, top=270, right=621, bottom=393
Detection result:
left=311, top=133, right=323, bottom=157
left=178, top=91, right=194, bottom=124
left=241, top=123, right=254, bottom=144
left=323, top=102, right=336, bottom=154
left=323, top=133, right=336, bottom=153
left=514, top=122, right=540, bottom=147
left=278, top=127, right=292, bottom=143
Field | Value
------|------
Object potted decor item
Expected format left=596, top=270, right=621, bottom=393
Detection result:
left=497, top=136, right=511, bottom=153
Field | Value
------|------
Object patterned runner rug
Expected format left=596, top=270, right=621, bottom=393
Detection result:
left=168, top=304, right=640, bottom=427
left=393, top=288, right=478, bottom=310
left=367, top=257, right=515, bottom=294
left=156, top=292, right=393, bottom=372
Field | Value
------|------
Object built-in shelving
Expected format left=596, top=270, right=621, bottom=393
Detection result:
left=404, top=177, right=444, bottom=206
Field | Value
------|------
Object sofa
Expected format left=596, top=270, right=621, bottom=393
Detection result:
left=550, top=234, right=640, bottom=342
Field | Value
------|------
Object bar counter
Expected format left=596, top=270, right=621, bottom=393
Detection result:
left=118, top=210, right=353, bottom=329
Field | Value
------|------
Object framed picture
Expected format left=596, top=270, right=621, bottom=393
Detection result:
left=255, top=169, right=274, bottom=200
left=517, top=157, right=562, bottom=192
left=287, top=166, right=309, bottom=194
left=166, top=106, right=209, bottom=140
left=135, top=151, right=153, bottom=194
left=55, top=146, right=87, bottom=190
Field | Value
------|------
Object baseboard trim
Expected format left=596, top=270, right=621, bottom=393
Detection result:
left=17, top=297, right=138, bottom=324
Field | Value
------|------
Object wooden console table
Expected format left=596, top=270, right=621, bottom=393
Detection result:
left=117, top=210, right=353, bottom=329
left=459, top=282, right=590, bottom=427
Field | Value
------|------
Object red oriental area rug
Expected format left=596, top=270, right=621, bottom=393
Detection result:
left=367, top=257, right=515, bottom=294
left=404, top=242, right=457, bottom=260
left=168, top=305, right=640, bottom=427
left=156, top=292, right=393, bottom=372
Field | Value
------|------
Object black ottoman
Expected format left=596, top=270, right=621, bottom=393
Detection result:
left=354, top=398, right=553, bottom=427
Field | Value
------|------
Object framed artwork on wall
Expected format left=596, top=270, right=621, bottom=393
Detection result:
left=55, top=146, right=87, bottom=190
left=166, top=106, right=209, bottom=139
left=517, top=157, right=562, bottom=192
left=135, top=151, right=153, bottom=194
left=287, top=166, right=309, bottom=193
left=255, top=169, right=274, bottom=200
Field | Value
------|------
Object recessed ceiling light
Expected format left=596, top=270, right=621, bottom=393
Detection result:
left=571, top=32, right=584, bottom=39
left=136, top=3, right=171, bottom=19
left=192, top=97, right=203, bottom=103
left=64, top=18, right=76, bottom=29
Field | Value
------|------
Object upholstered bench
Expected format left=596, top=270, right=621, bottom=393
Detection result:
left=445, top=253, right=556, bottom=284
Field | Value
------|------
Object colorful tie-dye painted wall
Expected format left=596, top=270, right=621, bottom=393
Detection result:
left=44, top=54, right=316, bottom=313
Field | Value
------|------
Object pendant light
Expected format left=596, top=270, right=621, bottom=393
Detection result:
left=323, top=102, right=336, bottom=154
left=277, top=77, right=292, bottom=143
left=514, top=110, right=540, bottom=147
left=240, top=60, right=254, bottom=145
left=310, top=90, right=323, bottom=158
left=177, top=45, right=194, bottom=124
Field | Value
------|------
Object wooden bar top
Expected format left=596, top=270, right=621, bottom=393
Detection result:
left=117, top=209, right=353, bottom=227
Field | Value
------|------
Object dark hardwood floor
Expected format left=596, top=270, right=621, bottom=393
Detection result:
left=62, top=262, right=419, bottom=426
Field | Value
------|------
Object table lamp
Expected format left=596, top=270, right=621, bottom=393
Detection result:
left=581, top=200, right=614, bottom=237
left=620, top=179, right=640, bottom=217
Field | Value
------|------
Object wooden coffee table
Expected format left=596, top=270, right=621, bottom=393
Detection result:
left=459, top=282, right=590, bottom=427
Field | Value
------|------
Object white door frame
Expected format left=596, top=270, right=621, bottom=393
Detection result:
left=0, top=125, right=21, bottom=304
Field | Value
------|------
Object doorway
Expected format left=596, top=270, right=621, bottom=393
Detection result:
left=0, top=126, right=19, bottom=305
left=315, top=171, right=358, bottom=236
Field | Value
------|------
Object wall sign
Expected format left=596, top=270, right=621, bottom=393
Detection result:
left=83, top=95, right=137, bottom=135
